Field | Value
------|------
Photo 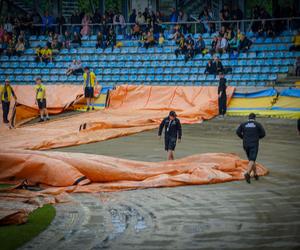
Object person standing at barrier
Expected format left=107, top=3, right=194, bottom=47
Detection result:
left=0, top=78, right=17, bottom=124
left=218, top=74, right=227, bottom=117
left=236, top=113, right=266, bottom=184
left=83, top=67, right=97, bottom=111
left=158, top=111, right=182, bottom=161
left=35, top=77, right=49, bottom=122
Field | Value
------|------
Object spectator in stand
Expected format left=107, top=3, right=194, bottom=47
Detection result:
left=212, top=57, right=224, bottom=74
left=144, top=30, right=155, bottom=49
left=66, top=60, right=83, bottom=76
left=71, top=10, right=81, bottom=34
left=210, top=35, right=218, bottom=54
left=6, top=40, right=15, bottom=58
left=50, top=33, right=61, bottom=53
left=295, top=57, right=300, bottom=76
left=177, top=10, right=187, bottom=34
left=81, top=14, right=91, bottom=36
left=219, top=25, right=226, bottom=37
left=219, top=4, right=231, bottom=28
left=194, top=35, right=206, bottom=55
left=136, top=12, right=146, bottom=31
left=170, top=8, right=178, bottom=23
left=138, top=32, right=146, bottom=47
left=132, top=23, right=141, bottom=39
left=42, top=11, right=54, bottom=34
left=171, top=25, right=181, bottom=42
left=4, top=17, right=13, bottom=35
left=216, top=35, right=228, bottom=54
left=15, top=37, right=25, bottom=56
left=158, top=33, right=165, bottom=47
left=92, top=9, right=102, bottom=34
left=56, top=15, right=66, bottom=34
left=113, top=12, right=126, bottom=35
left=129, top=9, right=137, bottom=25
left=63, top=30, right=71, bottom=49
left=41, top=45, right=52, bottom=63
left=72, top=32, right=82, bottom=47
left=238, top=33, right=252, bottom=52
left=290, top=30, right=300, bottom=51
left=96, top=31, right=104, bottom=49
left=35, top=46, right=43, bottom=62
left=185, top=43, right=194, bottom=62
left=105, top=29, right=116, bottom=51
left=204, top=60, right=214, bottom=74
left=0, top=38, right=4, bottom=55
left=198, top=8, right=213, bottom=34
left=175, top=34, right=186, bottom=58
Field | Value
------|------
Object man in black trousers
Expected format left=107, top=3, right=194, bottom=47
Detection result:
left=0, top=78, right=17, bottom=124
left=236, top=113, right=266, bottom=183
left=218, top=73, right=227, bottom=117
left=158, top=111, right=182, bottom=161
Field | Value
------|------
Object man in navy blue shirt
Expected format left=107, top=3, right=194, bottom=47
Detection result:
left=158, top=111, right=182, bottom=160
left=236, top=113, right=266, bottom=183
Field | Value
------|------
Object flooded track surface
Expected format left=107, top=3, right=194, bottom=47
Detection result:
left=23, top=117, right=300, bottom=250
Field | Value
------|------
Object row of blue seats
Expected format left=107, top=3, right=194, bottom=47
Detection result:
left=28, top=33, right=293, bottom=44
left=26, top=43, right=292, bottom=54
left=1, top=52, right=297, bottom=64
left=0, top=58, right=294, bottom=69
left=0, top=66, right=288, bottom=76
left=1, top=73, right=277, bottom=82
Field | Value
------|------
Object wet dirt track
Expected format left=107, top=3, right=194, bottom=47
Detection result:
left=23, top=117, right=300, bottom=250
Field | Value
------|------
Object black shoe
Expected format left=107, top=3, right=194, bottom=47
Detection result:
left=244, top=173, right=251, bottom=184
left=92, top=107, right=95, bottom=110
left=254, top=174, right=259, bottom=181
left=46, top=117, right=50, bottom=121
left=86, top=107, right=90, bottom=111
left=38, top=118, right=44, bottom=122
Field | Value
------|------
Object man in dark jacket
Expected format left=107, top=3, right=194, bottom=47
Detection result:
left=236, top=113, right=266, bottom=183
left=158, top=111, right=182, bottom=160
left=218, top=74, right=227, bottom=117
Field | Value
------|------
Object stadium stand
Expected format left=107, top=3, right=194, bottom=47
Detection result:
left=0, top=31, right=298, bottom=87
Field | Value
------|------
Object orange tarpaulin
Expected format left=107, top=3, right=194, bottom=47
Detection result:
left=0, top=85, right=268, bottom=225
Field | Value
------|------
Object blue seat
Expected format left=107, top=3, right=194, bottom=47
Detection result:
left=41, top=68, right=50, bottom=74
left=32, top=68, right=41, bottom=74
left=155, top=75, right=163, bottom=81
left=146, top=75, right=154, bottom=81
left=112, top=75, right=120, bottom=81
left=15, top=75, right=25, bottom=82
left=129, top=75, right=137, bottom=82
left=120, top=75, right=129, bottom=81
left=137, top=75, right=146, bottom=81
left=59, top=75, right=68, bottom=81
left=24, top=75, right=33, bottom=82
left=68, top=75, right=77, bottom=82
left=268, top=74, right=277, bottom=81
left=163, top=75, right=171, bottom=81
left=24, top=68, right=32, bottom=74
left=11, top=62, right=20, bottom=68
left=51, top=75, right=59, bottom=82
left=271, top=67, right=279, bottom=73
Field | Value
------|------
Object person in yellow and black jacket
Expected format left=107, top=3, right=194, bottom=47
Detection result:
left=35, top=77, right=49, bottom=122
left=83, top=67, right=98, bottom=111
left=0, top=78, right=17, bottom=124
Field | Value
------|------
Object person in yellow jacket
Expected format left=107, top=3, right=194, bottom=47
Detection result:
left=0, top=78, right=17, bottom=124
left=290, top=30, right=300, bottom=51
left=34, top=77, right=49, bottom=122
left=83, top=66, right=98, bottom=111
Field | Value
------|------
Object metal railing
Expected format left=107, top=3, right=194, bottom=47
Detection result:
left=30, top=16, right=300, bottom=36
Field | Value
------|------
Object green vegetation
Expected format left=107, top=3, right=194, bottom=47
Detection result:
left=0, top=204, right=56, bottom=250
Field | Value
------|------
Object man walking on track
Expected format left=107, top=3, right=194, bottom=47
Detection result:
left=83, top=67, right=97, bottom=111
left=35, top=77, right=49, bottom=122
left=0, top=78, right=17, bottom=124
left=158, top=111, right=182, bottom=161
left=236, top=113, right=266, bottom=183
left=218, top=73, right=227, bottom=117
